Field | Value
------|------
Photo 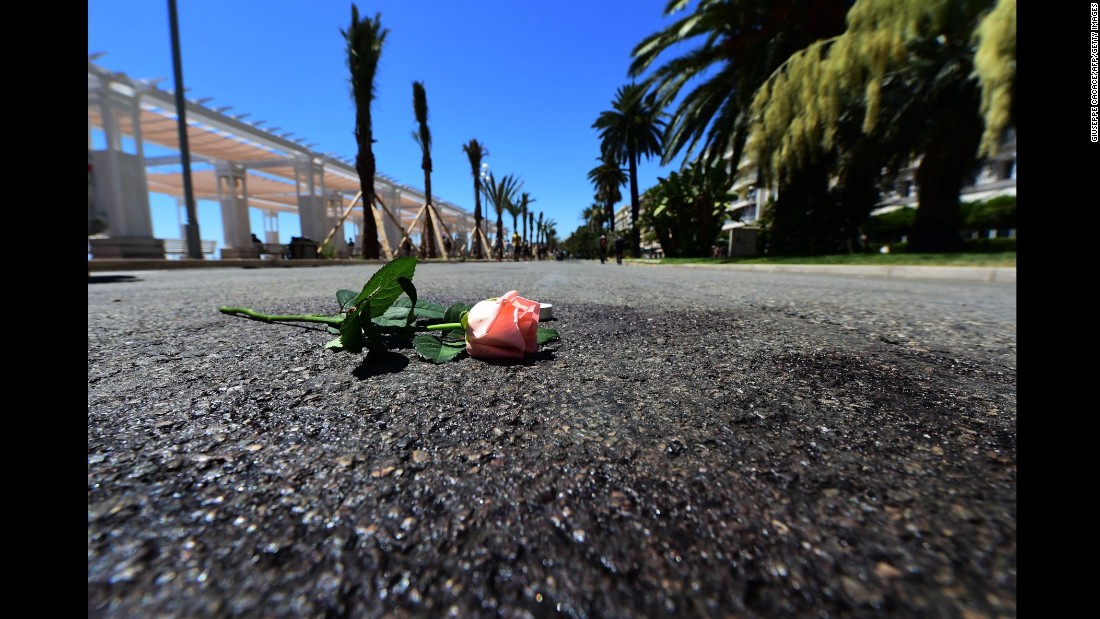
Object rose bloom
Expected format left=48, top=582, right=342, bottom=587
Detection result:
left=465, top=290, right=540, bottom=360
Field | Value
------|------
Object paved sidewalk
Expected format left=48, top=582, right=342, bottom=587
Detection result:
left=89, top=257, right=1017, bottom=283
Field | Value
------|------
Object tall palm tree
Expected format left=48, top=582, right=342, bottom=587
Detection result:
left=527, top=211, right=535, bottom=247
left=543, top=220, right=558, bottom=253
left=518, top=192, right=535, bottom=248
left=538, top=216, right=556, bottom=255
left=461, top=139, right=489, bottom=258
left=412, top=81, right=438, bottom=258
left=343, top=5, right=389, bottom=259
left=482, top=171, right=522, bottom=256
left=593, top=83, right=665, bottom=257
left=628, top=0, right=850, bottom=172
left=536, top=211, right=544, bottom=247
left=504, top=193, right=524, bottom=257
left=587, top=155, right=626, bottom=236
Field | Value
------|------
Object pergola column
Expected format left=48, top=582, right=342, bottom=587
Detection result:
left=88, top=78, right=163, bottom=259
left=263, top=210, right=280, bottom=245
left=378, top=184, right=404, bottom=255
left=294, top=158, right=327, bottom=241
left=324, top=193, right=348, bottom=255
left=216, top=162, right=257, bottom=259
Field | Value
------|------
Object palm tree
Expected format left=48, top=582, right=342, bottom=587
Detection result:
left=587, top=155, right=625, bottom=236
left=543, top=220, right=559, bottom=253
left=518, top=192, right=535, bottom=249
left=343, top=5, right=389, bottom=259
left=746, top=0, right=1015, bottom=252
left=582, top=203, right=605, bottom=232
left=628, top=0, right=850, bottom=172
left=412, top=81, right=438, bottom=258
left=461, top=139, right=489, bottom=258
left=482, top=171, right=522, bottom=257
left=536, top=211, right=544, bottom=247
left=504, top=193, right=524, bottom=258
left=592, top=83, right=665, bottom=258
left=521, top=196, right=528, bottom=245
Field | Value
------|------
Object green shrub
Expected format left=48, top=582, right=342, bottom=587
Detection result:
left=963, top=237, right=1016, bottom=252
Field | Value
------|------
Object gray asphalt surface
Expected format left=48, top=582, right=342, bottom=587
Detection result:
left=88, top=260, right=1016, bottom=618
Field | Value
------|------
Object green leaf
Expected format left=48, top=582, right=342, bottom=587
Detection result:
left=537, top=327, right=559, bottom=345
left=339, top=312, right=365, bottom=353
left=444, top=303, right=473, bottom=324
left=336, top=289, right=358, bottom=311
left=413, top=334, right=467, bottom=364
left=372, top=316, right=408, bottom=328
left=362, top=319, right=387, bottom=352
left=352, top=256, right=418, bottom=319
left=392, top=297, right=446, bottom=320
left=397, top=276, right=417, bottom=326
left=373, top=305, right=422, bottom=329
left=324, top=337, right=344, bottom=351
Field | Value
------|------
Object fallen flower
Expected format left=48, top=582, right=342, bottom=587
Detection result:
left=465, top=290, right=541, bottom=360
left=218, top=256, right=559, bottom=365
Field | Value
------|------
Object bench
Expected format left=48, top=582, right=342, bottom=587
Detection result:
left=261, top=243, right=290, bottom=259
left=162, top=239, right=217, bottom=256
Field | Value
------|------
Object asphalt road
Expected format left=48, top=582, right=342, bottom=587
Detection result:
left=88, top=260, right=1016, bottom=618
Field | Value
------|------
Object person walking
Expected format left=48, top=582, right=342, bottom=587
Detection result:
left=598, top=234, right=608, bottom=264
left=614, top=235, right=626, bottom=265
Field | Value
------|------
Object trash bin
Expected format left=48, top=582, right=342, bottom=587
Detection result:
left=289, top=236, right=318, bottom=259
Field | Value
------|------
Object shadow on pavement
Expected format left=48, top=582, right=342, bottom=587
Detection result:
left=89, top=275, right=142, bottom=284
left=353, top=349, right=410, bottom=378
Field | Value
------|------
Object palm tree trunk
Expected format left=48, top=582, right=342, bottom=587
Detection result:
left=356, top=150, right=379, bottom=259
left=911, top=114, right=982, bottom=253
left=629, top=152, right=641, bottom=258
left=472, top=194, right=483, bottom=258
left=422, top=166, right=436, bottom=259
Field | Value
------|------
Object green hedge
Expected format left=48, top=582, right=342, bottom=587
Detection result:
left=872, top=237, right=1015, bottom=254
left=963, top=237, right=1016, bottom=252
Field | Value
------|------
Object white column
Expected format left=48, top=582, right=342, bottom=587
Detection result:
left=326, top=194, right=347, bottom=253
left=216, top=162, right=255, bottom=258
left=88, top=82, right=161, bottom=258
left=264, top=210, right=280, bottom=244
left=295, top=159, right=327, bottom=240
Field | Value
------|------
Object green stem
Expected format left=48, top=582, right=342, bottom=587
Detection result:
left=218, top=306, right=342, bottom=326
left=219, top=306, right=463, bottom=332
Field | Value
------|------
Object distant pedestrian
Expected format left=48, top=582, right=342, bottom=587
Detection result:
left=614, top=235, right=625, bottom=265
left=347, top=237, right=355, bottom=257
left=599, top=234, right=608, bottom=264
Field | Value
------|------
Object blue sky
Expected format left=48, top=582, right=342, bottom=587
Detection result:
left=88, top=1, right=692, bottom=250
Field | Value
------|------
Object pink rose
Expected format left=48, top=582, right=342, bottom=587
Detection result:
left=465, top=290, right=541, bottom=360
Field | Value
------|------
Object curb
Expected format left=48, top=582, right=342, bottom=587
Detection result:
left=629, top=261, right=1016, bottom=283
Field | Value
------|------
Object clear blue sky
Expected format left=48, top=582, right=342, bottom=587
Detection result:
left=88, top=0, right=689, bottom=249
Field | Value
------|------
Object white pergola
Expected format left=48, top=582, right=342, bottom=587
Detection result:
left=88, top=60, right=489, bottom=259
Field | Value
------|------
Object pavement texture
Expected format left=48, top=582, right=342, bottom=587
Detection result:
left=88, top=260, right=1016, bottom=618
